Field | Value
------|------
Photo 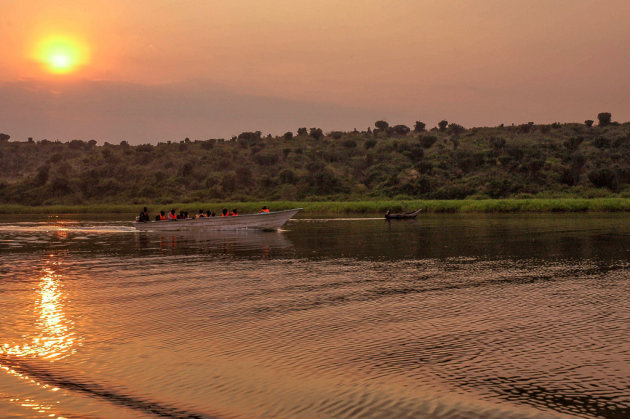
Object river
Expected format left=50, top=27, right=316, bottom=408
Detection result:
left=0, top=214, right=629, bottom=418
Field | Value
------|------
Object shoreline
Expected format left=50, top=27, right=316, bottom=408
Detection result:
left=1, top=198, right=630, bottom=215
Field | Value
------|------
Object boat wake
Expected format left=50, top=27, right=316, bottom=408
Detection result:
left=0, top=354, right=215, bottom=418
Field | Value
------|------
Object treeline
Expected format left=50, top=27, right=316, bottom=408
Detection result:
left=1, top=113, right=629, bottom=205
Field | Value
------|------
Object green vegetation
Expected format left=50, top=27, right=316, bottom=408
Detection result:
left=2, top=198, right=630, bottom=215
left=1, top=116, right=630, bottom=208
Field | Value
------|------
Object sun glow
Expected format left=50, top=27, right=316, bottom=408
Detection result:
left=34, top=35, right=90, bottom=74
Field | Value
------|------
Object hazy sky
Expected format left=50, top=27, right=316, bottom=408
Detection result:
left=1, top=0, right=629, bottom=143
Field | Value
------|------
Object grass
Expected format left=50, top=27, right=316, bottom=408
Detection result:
left=2, top=198, right=630, bottom=215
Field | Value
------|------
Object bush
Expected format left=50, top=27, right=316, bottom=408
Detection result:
left=375, top=120, right=389, bottom=131
left=588, top=168, right=618, bottom=191
left=330, top=131, right=343, bottom=140
left=585, top=120, right=594, bottom=127
left=283, top=132, right=293, bottom=140
left=592, top=137, right=610, bottom=149
left=297, top=128, right=308, bottom=136
left=420, top=135, right=438, bottom=148
left=392, top=125, right=411, bottom=136
left=342, top=139, right=357, bottom=148
left=597, top=112, right=612, bottom=126
left=448, top=123, right=466, bottom=135
left=438, top=120, right=448, bottom=131
left=364, top=139, right=377, bottom=149
left=414, top=121, right=426, bottom=132
left=309, top=128, right=323, bottom=140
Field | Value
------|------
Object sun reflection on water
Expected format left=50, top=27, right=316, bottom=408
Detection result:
left=2, top=257, right=77, bottom=359
left=0, top=255, right=79, bottom=416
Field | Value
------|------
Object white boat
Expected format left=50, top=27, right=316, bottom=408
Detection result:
left=133, top=208, right=302, bottom=232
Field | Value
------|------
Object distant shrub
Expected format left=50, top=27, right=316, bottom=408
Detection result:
left=364, top=138, right=377, bottom=149
left=330, top=131, right=343, bottom=140
left=420, top=135, right=438, bottom=148
left=0, top=133, right=9, bottom=142
left=309, top=128, right=324, bottom=140
left=588, top=168, right=618, bottom=191
left=438, top=120, right=448, bottom=131
left=374, top=120, right=389, bottom=131
left=414, top=121, right=426, bottom=132
left=592, top=136, right=610, bottom=149
left=297, top=128, right=308, bottom=136
left=489, top=136, right=506, bottom=150
left=136, top=144, right=153, bottom=152
left=253, top=151, right=279, bottom=166
left=342, top=139, right=357, bottom=148
left=392, top=125, right=411, bottom=136
left=69, top=140, right=85, bottom=150
left=486, top=179, right=512, bottom=198
left=283, top=132, right=293, bottom=141
left=585, top=120, right=594, bottom=127
left=597, top=112, right=612, bottom=126
left=448, top=123, right=466, bottom=135
left=563, top=136, right=583, bottom=152
left=551, top=122, right=562, bottom=129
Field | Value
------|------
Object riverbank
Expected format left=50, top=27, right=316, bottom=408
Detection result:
left=2, top=198, right=630, bottom=215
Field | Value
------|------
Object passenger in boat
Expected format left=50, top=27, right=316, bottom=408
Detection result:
left=168, top=209, right=177, bottom=220
left=205, top=210, right=212, bottom=217
left=138, top=207, right=149, bottom=222
left=155, top=214, right=160, bottom=221
left=259, top=206, right=270, bottom=214
left=222, top=208, right=228, bottom=217
left=196, top=210, right=205, bottom=218
left=232, top=209, right=239, bottom=216
left=159, top=210, right=166, bottom=221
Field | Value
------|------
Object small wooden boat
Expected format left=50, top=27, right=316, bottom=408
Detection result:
left=385, top=209, right=422, bottom=220
left=133, top=208, right=302, bottom=232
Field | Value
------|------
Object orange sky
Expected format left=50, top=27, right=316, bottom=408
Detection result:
left=1, top=0, right=629, bottom=142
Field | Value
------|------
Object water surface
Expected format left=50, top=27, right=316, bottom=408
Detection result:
left=0, top=214, right=629, bottom=418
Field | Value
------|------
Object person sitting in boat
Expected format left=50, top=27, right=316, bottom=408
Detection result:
left=195, top=210, right=205, bottom=218
left=159, top=210, right=166, bottom=221
left=138, top=207, right=149, bottom=222
left=259, top=206, right=270, bottom=214
left=205, top=210, right=212, bottom=217
left=168, top=209, right=177, bottom=220
left=222, top=208, right=228, bottom=217
left=231, top=209, right=239, bottom=216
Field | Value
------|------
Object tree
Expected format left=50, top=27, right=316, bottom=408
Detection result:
left=414, top=121, right=426, bottom=132
left=283, top=131, right=293, bottom=141
left=597, top=112, right=612, bottom=127
left=420, top=135, right=438, bottom=148
left=297, top=127, right=308, bottom=136
left=448, top=123, right=465, bottom=135
left=0, top=133, right=10, bottom=142
left=309, top=128, right=323, bottom=140
left=584, top=120, right=594, bottom=127
left=438, top=120, right=448, bottom=131
left=374, top=120, right=389, bottom=131
left=392, top=125, right=411, bottom=136
left=588, top=168, right=618, bottom=191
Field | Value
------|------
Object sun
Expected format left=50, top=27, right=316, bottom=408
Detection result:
left=34, top=35, right=90, bottom=74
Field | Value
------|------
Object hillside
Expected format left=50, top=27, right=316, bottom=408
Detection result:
left=1, top=118, right=630, bottom=205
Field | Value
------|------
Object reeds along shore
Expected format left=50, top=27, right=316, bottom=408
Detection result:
left=2, top=198, right=630, bottom=215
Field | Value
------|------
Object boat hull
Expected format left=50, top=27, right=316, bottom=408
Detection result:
left=133, top=208, right=302, bottom=232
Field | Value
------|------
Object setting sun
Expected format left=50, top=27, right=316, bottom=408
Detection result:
left=34, top=35, right=90, bottom=74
